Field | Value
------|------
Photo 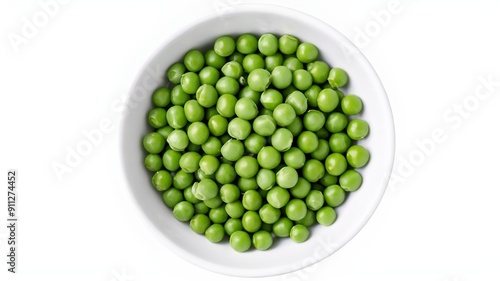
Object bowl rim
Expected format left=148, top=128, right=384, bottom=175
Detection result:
left=119, top=3, right=396, bottom=277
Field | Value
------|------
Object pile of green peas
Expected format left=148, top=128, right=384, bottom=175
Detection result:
left=142, top=33, right=370, bottom=252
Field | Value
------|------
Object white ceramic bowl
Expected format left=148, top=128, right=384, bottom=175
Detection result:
left=120, top=4, right=395, bottom=277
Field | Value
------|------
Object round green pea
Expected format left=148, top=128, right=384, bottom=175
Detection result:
left=230, top=231, right=251, bottom=252
left=201, top=136, right=221, bottom=156
left=293, top=69, right=313, bottom=91
left=198, top=66, right=220, bottom=86
left=283, top=147, right=306, bottom=169
left=317, top=88, right=339, bottom=113
left=145, top=154, right=162, bottom=171
left=195, top=84, right=218, bottom=108
left=260, top=89, right=283, bottom=110
left=187, top=122, right=209, bottom=145
left=235, top=98, right=258, bottom=120
left=242, top=190, right=263, bottom=211
left=236, top=33, right=258, bottom=54
left=257, top=146, right=281, bottom=169
left=215, top=163, right=236, bottom=184
left=228, top=118, right=251, bottom=140
left=302, top=159, right=325, bottom=182
left=162, top=188, right=184, bottom=208
left=235, top=156, right=259, bottom=178
left=316, top=206, right=337, bottom=226
left=214, top=35, right=235, bottom=57
left=190, top=214, right=211, bottom=234
left=290, top=224, right=310, bottom=243
left=258, top=33, right=279, bottom=56
left=306, top=190, right=324, bottom=211
left=244, top=133, right=266, bottom=154
left=324, top=184, right=346, bottom=207
left=216, top=94, right=237, bottom=118
left=285, top=199, right=307, bottom=221
left=252, top=230, right=273, bottom=250
left=341, top=95, right=363, bottom=115
left=297, top=131, right=319, bottom=153
left=346, top=145, right=370, bottom=168
left=194, top=178, right=219, bottom=200
left=152, top=87, right=171, bottom=107
left=143, top=132, right=166, bottom=154
left=326, top=112, right=348, bottom=133
left=296, top=42, right=319, bottom=63
left=205, top=224, right=225, bottom=243
left=290, top=177, right=311, bottom=199
left=329, top=132, right=352, bottom=154
left=166, top=62, right=185, bottom=84
left=242, top=211, right=262, bottom=233
left=220, top=184, right=240, bottom=203
left=347, top=119, right=370, bottom=140
left=179, top=151, right=201, bottom=173
left=173, top=201, right=194, bottom=222
left=204, top=49, right=226, bottom=69
left=273, top=103, right=296, bottom=127
left=225, top=201, right=245, bottom=218
left=224, top=218, right=243, bottom=236
left=285, top=91, right=308, bottom=115
left=248, top=68, right=271, bottom=92
left=328, top=67, right=349, bottom=88
left=272, top=217, right=293, bottom=238
left=166, top=105, right=187, bottom=129
left=303, top=110, right=326, bottom=132
left=276, top=166, right=299, bottom=188
left=271, top=128, right=293, bottom=152
left=208, top=115, right=228, bottom=137
left=278, top=34, right=299, bottom=55
left=266, top=186, right=290, bottom=209
left=180, top=72, right=200, bottom=94
left=183, top=49, right=205, bottom=72
left=307, top=61, right=329, bottom=84
left=183, top=100, right=204, bottom=123
left=162, top=149, right=181, bottom=171
left=339, top=170, right=363, bottom=191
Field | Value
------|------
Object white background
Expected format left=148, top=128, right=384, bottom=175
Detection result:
left=1, top=0, right=500, bottom=280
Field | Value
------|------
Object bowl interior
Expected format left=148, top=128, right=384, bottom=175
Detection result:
left=120, top=4, right=394, bottom=277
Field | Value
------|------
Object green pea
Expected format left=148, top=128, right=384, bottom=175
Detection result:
left=222, top=61, right=244, bottom=79
left=252, top=230, right=273, bottom=250
left=183, top=185, right=200, bottom=204
left=307, top=61, right=329, bottom=84
left=258, top=33, right=278, bottom=56
left=207, top=115, right=228, bottom=137
left=205, top=107, right=219, bottom=120
left=183, top=49, right=205, bottom=72
left=311, top=139, right=330, bottom=161
left=317, top=88, right=339, bottom=113
left=194, top=178, right=219, bottom=200
left=216, top=76, right=240, bottom=95
left=242, top=53, right=265, bottom=73
left=305, top=190, right=324, bottom=211
left=324, top=184, right=346, bottom=207
left=190, top=214, right=211, bottom=234
left=346, top=145, right=370, bottom=168
left=224, top=218, right=243, bottom=236
left=285, top=199, right=307, bottom=221
left=171, top=85, right=190, bottom=106
left=316, top=206, right=337, bottom=226
left=328, top=67, right=349, bottom=88
left=235, top=156, right=259, bottom=178
left=272, top=217, right=293, bottom=238
left=183, top=100, right=204, bottom=123
left=166, top=105, right=187, bottom=129
left=283, top=147, right=306, bottom=169
left=238, top=177, right=258, bottom=192
left=296, top=209, right=316, bottom=227
left=244, top=133, right=266, bottom=154
left=283, top=57, right=303, bottom=72
left=162, top=188, right=184, bottom=208
left=297, top=131, right=319, bottom=153
left=162, top=149, right=181, bottom=171
left=144, top=154, right=162, bottom=171
left=216, top=94, right=237, bottom=118
left=266, top=186, right=290, bottom=208
left=242, top=190, right=263, bottom=211
left=209, top=206, right=228, bottom=224
left=304, top=85, right=321, bottom=108
left=258, top=203, right=281, bottom=224
left=290, top=177, right=311, bottom=199
left=271, top=128, right=293, bottom=152
left=319, top=173, right=338, bottom=187
left=180, top=72, right=200, bottom=94
left=303, top=110, right=326, bottom=132
left=152, top=87, right=171, bottom=107
left=302, top=159, right=325, bottom=183
left=204, top=49, right=226, bottom=69
left=256, top=169, right=276, bottom=191
left=242, top=210, right=262, bottom=233
left=214, top=35, right=236, bottom=57
left=339, top=170, right=363, bottom=191
left=198, top=155, right=220, bottom=175
left=248, top=68, right=271, bottom=92
left=194, top=201, right=209, bottom=214
left=205, top=196, right=223, bottom=210
left=198, top=66, right=220, bottom=86
left=276, top=166, right=299, bottom=188
left=341, top=94, right=363, bottom=115
left=326, top=112, right=348, bottom=133
left=166, top=62, right=185, bottom=84
left=239, top=86, right=260, bottom=104
left=195, top=84, right=218, bottom=108
left=235, top=97, right=258, bottom=120
left=178, top=151, right=201, bottom=173
left=230, top=230, right=251, bottom=252
left=228, top=118, right=252, bottom=140
left=273, top=103, right=296, bottom=127
left=347, top=119, right=370, bottom=140
left=260, top=89, right=283, bottom=110
left=278, top=34, right=299, bottom=55
left=225, top=201, right=245, bottom=218
left=293, top=69, right=313, bottom=91
left=270, top=65, right=292, bottom=89
left=143, top=132, right=166, bottom=154
left=286, top=117, right=303, bottom=137
left=205, top=223, right=225, bottom=243
left=296, top=42, right=319, bottom=63
left=236, top=33, right=258, bottom=54
left=201, top=136, right=221, bottom=156
left=290, top=224, right=310, bottom=243
left=285, top=90, right=308, bottom=115
left=265, top=52, right=283, bottom=72
left=257, top=146, right=281, bottom=169
left=156, top=125, right=174, bottom=140
left=329, top=132, right=352, bottom=154
left=220, top=184, right=240, bottom=203
left=215, top=163, right=236, bottom=184
left=173, top=170, right=194, bottom=190
left=229, top=52, right=245, bottom=65
left=173, top=201, right=194, bottom=222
